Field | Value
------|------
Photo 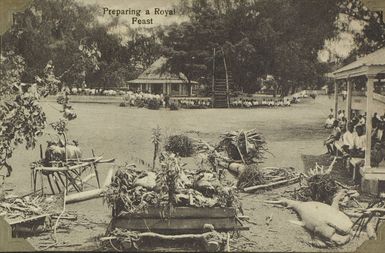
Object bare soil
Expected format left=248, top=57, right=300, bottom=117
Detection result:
left=4, top=95, right=369, bottom=251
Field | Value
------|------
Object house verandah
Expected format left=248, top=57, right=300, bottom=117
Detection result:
left=333, top=47, right=385, bottom=195
left=125, top=81, right=193, bottom=96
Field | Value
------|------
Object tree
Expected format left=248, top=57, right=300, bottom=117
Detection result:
left=0, top=52, right=46, bottom=178
left=125, top=27, right=163, bottom=71
left=162, top=0, right=340, bottom=96
left=3, top=0, right=99, bottom=83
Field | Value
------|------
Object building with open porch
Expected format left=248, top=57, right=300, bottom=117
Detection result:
left=333, top=47, right=385, bottom=195
left=125, top=57, right=197, bottom=97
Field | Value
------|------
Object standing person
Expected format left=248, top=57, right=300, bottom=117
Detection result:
left=342, top=90, right=347, bottom=101
left=372, top=112, right=379, bottom=129
left=372, top=121, right=385, bottom=144
left=164, top=94, right=170, bottom=108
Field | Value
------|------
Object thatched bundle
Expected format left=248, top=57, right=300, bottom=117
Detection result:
left=218, top=129, right=268, bottom=164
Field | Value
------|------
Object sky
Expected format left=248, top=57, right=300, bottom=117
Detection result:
left=318, top=14, right=366, bottom=63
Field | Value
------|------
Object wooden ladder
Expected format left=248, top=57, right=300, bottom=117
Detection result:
left=212, top=48, right=232, bottom=108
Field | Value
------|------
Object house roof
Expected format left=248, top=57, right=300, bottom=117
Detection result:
left=333, top=47, right=385, bottom=79
left=127, top=57, right=197, bottom=84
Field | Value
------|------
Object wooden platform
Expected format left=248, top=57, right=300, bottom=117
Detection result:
left=111, top=207, right=247, bottom=234
left=359, top=166, right=385, bottom=195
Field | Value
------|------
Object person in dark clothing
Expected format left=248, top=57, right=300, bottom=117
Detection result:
left=324, top=120, right=341, bottom=154
left=164, top=94, right=170, bottom=107
left=372, top=112, right=379, bottom=129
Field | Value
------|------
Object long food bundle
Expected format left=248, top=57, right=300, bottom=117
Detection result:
left=237, top=165, right=299, bottom=191
left=102, top=227, right=227, bottom=252
left=217, top=129, right=268, bottom=164
left=104, top=153, right=241, bottom=216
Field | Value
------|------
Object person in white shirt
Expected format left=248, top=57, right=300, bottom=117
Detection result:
left=325, top=114, right=335, bottom=129
left=342, top=124, right=357, bottom=156
left=261, top=99, right=267, bottom=106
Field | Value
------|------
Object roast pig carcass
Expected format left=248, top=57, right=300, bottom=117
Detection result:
left=266, top=198, right=353, bottom=247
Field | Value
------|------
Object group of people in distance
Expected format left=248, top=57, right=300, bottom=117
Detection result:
left=177, top=99, right=211, bottom=109
left=324, top=109, right=385, bottom=167
left=230, top=98, right=292, bottom=108
left=122, top=91, right=166, bottom=107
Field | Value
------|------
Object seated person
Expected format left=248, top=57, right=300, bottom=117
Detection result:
left=244, top=100, right=252, bottom=108
left=352, top=125, right=366, bottom=158
left=324, top=120, right=341, bottom=154
left=371, top=142, right=384, bottom=167
left=339, top=116, right=347, bottom=131
left=338, top=110, right=345, bottom=121
left=358, top=114, right=366, bottom=126
left=325, top=114, right=335, bottom=129
left=336, top=110, right=342, bottom=120
left=341, top=123, right=357, bottom=156
left=351, top=114, right=359, bottom=126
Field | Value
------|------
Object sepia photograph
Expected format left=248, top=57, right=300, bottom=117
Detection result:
left=0, top=0, right=385, bottom=251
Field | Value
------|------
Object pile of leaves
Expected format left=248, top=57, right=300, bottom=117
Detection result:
left=217, top=129, right=268, bottom=164
left=104, top=165, right=161, bottom=215
left=104, top=153, right=240, bottom=216
left=237, top=165, right=297, bottom=189
left=165, top=135, right=194, bottom=157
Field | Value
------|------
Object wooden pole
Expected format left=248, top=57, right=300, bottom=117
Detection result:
left=212, top=48, right=216, bottom=108
left=221, top=48, right=230, bottom=108
left=346, top=78, right=353, bottom=123
left=334, top=80, right=339, bottom=119
left=365, top=75, right=375, bottom=169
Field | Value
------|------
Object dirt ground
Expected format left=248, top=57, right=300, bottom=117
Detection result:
left=4, top=95, right=370, bottom=251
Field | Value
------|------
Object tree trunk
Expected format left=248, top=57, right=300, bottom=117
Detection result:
left=0, top=177, right=5, bottom=201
